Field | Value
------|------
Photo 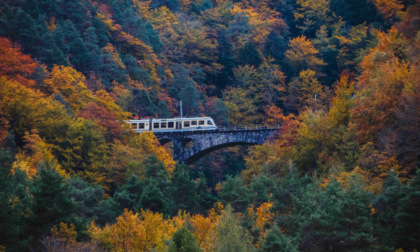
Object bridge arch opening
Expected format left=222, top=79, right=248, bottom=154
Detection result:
left=159, top=138, right=174, bottom=156
left=182, top=138, right=195, bottom=151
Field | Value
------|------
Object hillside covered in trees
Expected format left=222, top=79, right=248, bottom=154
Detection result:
left=0, top=0, right=419, bottom=251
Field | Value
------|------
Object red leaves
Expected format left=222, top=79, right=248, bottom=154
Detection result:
left=77, top=102, right=122, bottom=140
left=0, top=37, right=38, bottom=88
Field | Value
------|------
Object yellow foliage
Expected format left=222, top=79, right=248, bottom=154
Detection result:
left=329, top=72, right=355, bottom=126
left=243, top=144, right=277, bottom=181
left=231, top=4, right=286, bottom=49
left=132, top=0, right=152, bottom=20
left=51, top=222, right=77, bottom=243
left=320, top=166, right=359, bottom=188
left=12, top=130, right=68, bottom=179
left=101, top=43, right=126, bottom=69
left=89, top=209, right=185, bottom=251
left=95, top=90, right=131, bottom=121
left=97, top=12, right=119, bottom=32
left=254, top=202, right=274, bottom=231
left=132, top=132, right=176, bottom=175
left=285, top=36, right=325, bottom=73
left=43, top=65, right=93, bottom=112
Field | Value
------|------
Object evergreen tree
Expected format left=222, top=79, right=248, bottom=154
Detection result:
left=29, top=163, right=76, bottom=244
left=139, top=155, right=169, bottom=213
left=263, top=225, right=298, bottom=252
left=113, top=174, right=143, bottom=211
left=193, top=173, right=216, bottom=215
left=133, top=89, right=157, bottom=117
left=0, top=150, right=31, bottom=251
left=373, top=169, right=401, bottom=249
left=395, top=169, right=420, bottom=250
left=218, top=176, right=250, bottom=213
left=169, top=164, right=197, bottom=214
left=168, top=226, right=200, bottom=252
left=63, top=20, right=89, bottom=73
left=290, top=177, right=377, bottom=251
left=67, top=177, right=119, bottom=228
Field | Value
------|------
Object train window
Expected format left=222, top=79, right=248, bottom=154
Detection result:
left=139, top=123, right=145, bottom=129
left=199, top=121, right=205, bottom=125
left=131, top=123, right=138, bottom=129
left=168, top=122, right=174, bottom=128
left=154, top=123, right=160, bottom=129
left=207, top=120, right=213, bottom=125
left=184, top=121, right=190, bottom=127
left=191, top=121, right=197, bottom=126
left=161, top=122, right=167, bottom=128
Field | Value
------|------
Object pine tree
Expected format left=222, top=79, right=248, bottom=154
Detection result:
left=0, top=150, right=31, bottom=251
left=373, top=169, right=401, bottom=249
left=168, top=226, right=200, bottom=252
left=395, top=169, right=420, bottom=250
left=29, top=163, right=76, bottom=244
left=169, top=164, right=197, bottom=214
left=263, top=225, right=298, bottom=252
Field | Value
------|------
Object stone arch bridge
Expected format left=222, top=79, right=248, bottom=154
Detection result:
left=155, top=128, right=279, bottom=164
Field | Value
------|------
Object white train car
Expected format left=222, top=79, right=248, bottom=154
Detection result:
left=128, top=117, right=217, bottom=133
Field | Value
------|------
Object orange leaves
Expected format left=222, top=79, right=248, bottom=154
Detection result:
left=353, top=27, right=418, bottom=148
left=0, top=37, right=38, bottom=88
left=373, top=0, right=404, bottom=19
left=190, top=203, right=224, bottom=251
left=77, top=102, right=122, bottom=140
left=264, top=105, right=284, bottom=125
left=190, top=214, right=218, bottom=251
left=250, top=202, right=274, bottom=231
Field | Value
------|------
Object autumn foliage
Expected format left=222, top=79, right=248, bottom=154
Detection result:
left=0, top=0, right=419, bottom=251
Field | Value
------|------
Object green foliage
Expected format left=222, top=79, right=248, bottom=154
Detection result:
left=395, top=169, right=420, bottom=250
left=216, top=205, right=252, bottom=252
left=288, top=177, right=377, bottom=251
left=263, top=225, right=298, bottom=252
left=373, top=169, right=401, bottom=250
left=168, top=226, right=200, bottom=252
left=0, top=152, right=31, bottom=251
left=67, top=177, right=119, bottom=227
left=218, top=176, right=250, bottom=212
left=29, top=163, right=76, bottom=244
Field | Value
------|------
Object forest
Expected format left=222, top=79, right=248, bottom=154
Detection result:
left=0, top=0, right=419, bottom=251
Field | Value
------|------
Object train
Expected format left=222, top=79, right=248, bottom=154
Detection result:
left=128, top=117, right=218, bottom=133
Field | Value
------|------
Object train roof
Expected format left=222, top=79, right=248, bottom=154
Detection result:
left=128, top=117, right=214, bottom=122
